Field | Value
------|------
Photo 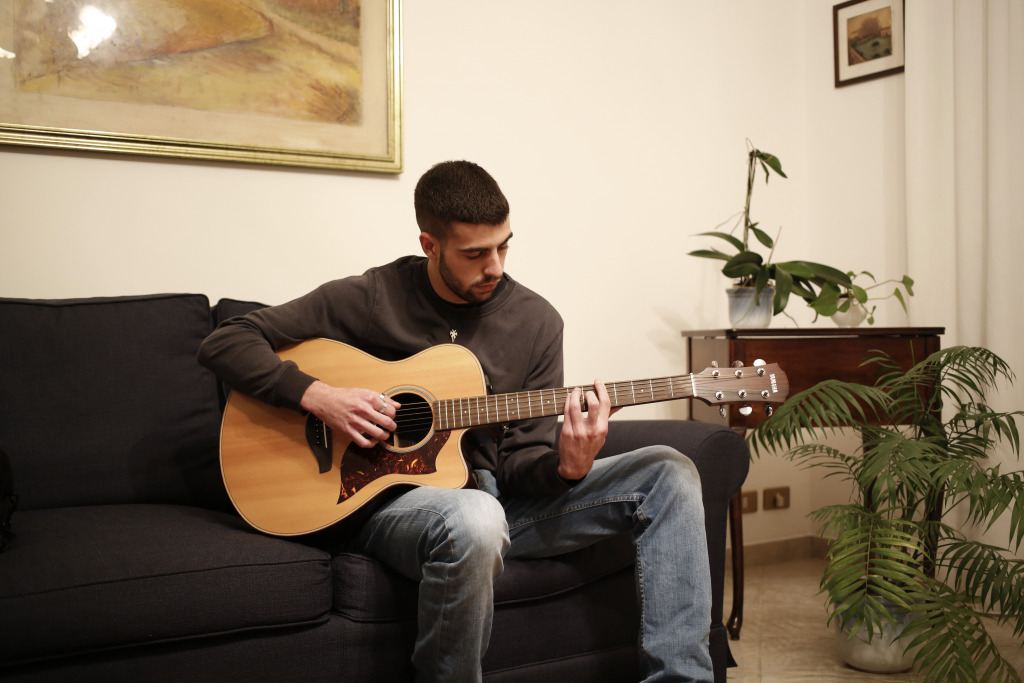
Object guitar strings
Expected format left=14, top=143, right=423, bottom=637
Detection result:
left=385, top=374, right=777, bottom=431
left=389, top=376, right=774, bottom=421
left=387, top=373, right=772, bottom=424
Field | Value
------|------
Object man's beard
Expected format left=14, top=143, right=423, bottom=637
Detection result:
left=438, top=251, right=499, bottom=304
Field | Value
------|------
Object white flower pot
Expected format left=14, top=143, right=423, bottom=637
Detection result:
left=831, top=299, right=868, bottom=327
left=834, top=606, right=919, bottom=674
left=726, top=287, right=774, bottom=328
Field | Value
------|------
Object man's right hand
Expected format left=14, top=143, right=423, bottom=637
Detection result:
left=299, top=381, right=401, bottom=449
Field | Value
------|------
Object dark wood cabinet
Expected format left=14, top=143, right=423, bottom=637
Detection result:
left=681, top=326, right=944, bottom=640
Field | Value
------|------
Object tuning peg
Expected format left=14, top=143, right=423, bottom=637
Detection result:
left=753, top=359, right=766, bottom=367
left=764, top=405, right=773, bottom=417
left=732, top=361, right=745, bottom=368
left=738, top=405, right=752, bottom=416
left=719, top=406, right=727, bottom=417
left=711, top=361, right=719, bottom=368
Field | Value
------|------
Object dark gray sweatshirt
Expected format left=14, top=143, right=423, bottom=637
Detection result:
left=197, top=256, right=571, bottom=498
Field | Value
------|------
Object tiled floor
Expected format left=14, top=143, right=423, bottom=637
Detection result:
left=723, top=557, right=1024, bottom=682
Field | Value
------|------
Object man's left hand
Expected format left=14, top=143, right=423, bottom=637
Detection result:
left=557, top=380, right=621, bottom=481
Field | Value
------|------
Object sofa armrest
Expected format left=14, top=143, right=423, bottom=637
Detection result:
left=557, top=419, right=749, bottom=637
left=556, top=419, right=749, bottom=512
left=597, top=419, right=749, bottom=513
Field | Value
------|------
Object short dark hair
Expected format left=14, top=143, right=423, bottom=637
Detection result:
left=414, top=161, right=509, bottom=241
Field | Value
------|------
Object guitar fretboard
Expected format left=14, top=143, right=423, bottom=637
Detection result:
left=432, top=375, right=696, bottom=431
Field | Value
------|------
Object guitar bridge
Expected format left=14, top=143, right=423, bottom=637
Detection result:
left=305, top=414, right=333, bottom=474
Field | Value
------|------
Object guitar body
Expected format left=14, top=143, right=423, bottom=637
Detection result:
left=220, top=340, right=483, bottom=536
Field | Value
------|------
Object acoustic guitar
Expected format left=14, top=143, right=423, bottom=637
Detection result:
left=220, top=339, right=789, bottom=536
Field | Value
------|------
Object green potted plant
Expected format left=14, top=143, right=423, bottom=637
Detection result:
left=748, top=347, right=1024, bottom=681
left=811, top=270, right=916, bottom=327
left=689, top=141, right=913, bottom=327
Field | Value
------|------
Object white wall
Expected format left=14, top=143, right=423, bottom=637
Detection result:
left=0, top=0, right=912, bottom=545
left=734, top=0, right=910, bottom=546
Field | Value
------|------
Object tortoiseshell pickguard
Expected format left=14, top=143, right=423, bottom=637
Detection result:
left=338, top=432, right=452, bottom=503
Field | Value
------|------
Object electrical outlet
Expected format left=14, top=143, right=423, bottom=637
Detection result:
left=763, top=486, right=790, bottom=510
left=740, top=490, right=758, bottom=514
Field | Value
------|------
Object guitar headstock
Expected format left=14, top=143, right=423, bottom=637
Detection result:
left=691, top=362, right=789, bottom=414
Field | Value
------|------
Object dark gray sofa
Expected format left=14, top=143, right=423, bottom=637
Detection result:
left=0, top=293, right=748, bottom=682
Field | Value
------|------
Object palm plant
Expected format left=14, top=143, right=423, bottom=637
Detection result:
left=748, top=346, right=1024, bottom=682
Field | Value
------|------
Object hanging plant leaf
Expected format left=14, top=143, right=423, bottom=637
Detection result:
left=687, top=249, right=732, bottom=261
left=776, top=261, right=816, bottom=279
left=902, top=275, right=915, bottom=296
left=773, top=265, right=793, bottom=315
left=750, top=225, right=774, bottom=248
left=852, top=285, right=869, bottom=304
left=754, top=265, right=771, bottom=304
left=894, top=288, right=908, bottom=313
left=788, top=261, right=853, bottom=287
left=722, top=262, right=761, bottom=279
left=755, top=151, right=788, bottom=178
left=694, top=231, right=744, bottom=252
left=722, top=251, right=763, bottom=278
left=809, top=282, right=842, bottom=316
left=724, top=251, right=763, bottom=267
left=790, top=278, right=818, bottom=301
left=837, top=297, right=853, bottom=313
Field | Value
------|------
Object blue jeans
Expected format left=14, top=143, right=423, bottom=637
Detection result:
left=348, top=446, right=714, bottom=683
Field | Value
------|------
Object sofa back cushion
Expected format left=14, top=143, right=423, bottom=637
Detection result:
left=212, top=297, right=268, bottom=326
left=0, top=294, right=227, bottom=511
left=210, top=298, right=268, bottom=409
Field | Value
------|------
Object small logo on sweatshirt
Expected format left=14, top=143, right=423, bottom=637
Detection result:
left=450, top=329, right=458, bottom=343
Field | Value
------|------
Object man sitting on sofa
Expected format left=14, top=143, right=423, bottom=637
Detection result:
left=198, top=160, right=714, bottom=683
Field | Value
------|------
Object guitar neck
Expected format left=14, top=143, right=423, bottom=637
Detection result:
left=432, top=375, right=696, bottom=431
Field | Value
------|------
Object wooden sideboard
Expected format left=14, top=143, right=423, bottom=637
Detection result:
left=681, top=327, right=944, bottom=640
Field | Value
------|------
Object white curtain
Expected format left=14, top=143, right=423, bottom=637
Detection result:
left=904, top=0, right=1024, bottom=551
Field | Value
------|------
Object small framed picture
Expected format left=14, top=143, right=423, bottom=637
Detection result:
left=833, top=0, right=905, bottom=88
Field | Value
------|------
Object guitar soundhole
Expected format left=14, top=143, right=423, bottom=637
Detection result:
left=384, top=392, right=433, bottom=449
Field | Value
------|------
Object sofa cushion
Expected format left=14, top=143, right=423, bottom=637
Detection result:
left=2, top=617, right=350, bottom=683
left=331, top=532, right=634, bottom=621
left=483, top=566, right=640, bottom=675
left=0, top=504, right=332, bottom=666
left=0, top=294, right=225, bottom=511
left=212, top=297, right=268, bottom=327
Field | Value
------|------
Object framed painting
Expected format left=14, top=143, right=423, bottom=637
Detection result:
left=0, top=0, right=402, bottom=172
left=833, top=0, right=905, bottom=88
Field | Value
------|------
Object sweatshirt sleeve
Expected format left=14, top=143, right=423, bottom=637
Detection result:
left=197, top=274, right=377, bottom=412
left=493, top=316, right=570, bottom=498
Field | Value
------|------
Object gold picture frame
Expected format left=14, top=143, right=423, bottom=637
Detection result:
left=0, top=0, right=402, bottom=173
